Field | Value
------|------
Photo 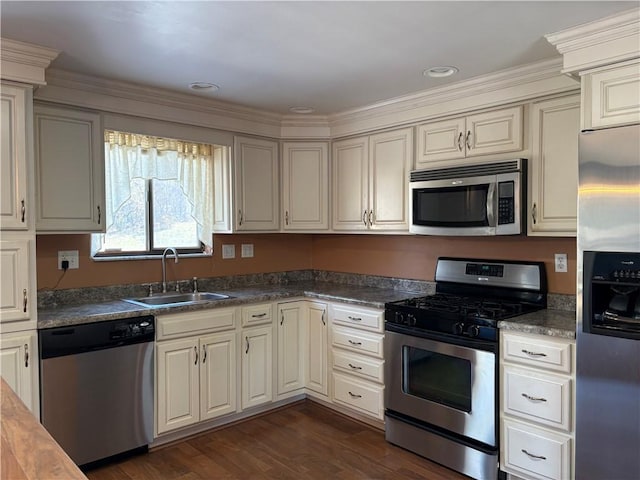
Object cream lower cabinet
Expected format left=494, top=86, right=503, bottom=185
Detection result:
left=241, top=324, right=273, bottom=409
left=156, top=309, right=237, bottom=435
left=528, top=94, right=580, bottom=236
left=276, top=301, right=306, bottom=398
left=500, top=331, right=575, bottom=480
left=33, top=103, right=104, bottom=233
left=329, top=304, right=384, bottom=420
left=416, top=106, right=523, bottom=168
left=0, top=330, right=38, bottom=416
left=306, top=301, right=328, bottom=398
left=332, top=127, right=412, bottom=232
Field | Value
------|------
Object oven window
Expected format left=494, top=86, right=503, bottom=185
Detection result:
left=402, top=346, right=472, bottom=412
left=413, top=185, right=489, bottom=227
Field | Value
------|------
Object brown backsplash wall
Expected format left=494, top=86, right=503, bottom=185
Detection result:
left=36, top=234, right=313, bottom=290
left=37, top=233, right=577, bottom=294
left=311, top=235, right=577, bottom=294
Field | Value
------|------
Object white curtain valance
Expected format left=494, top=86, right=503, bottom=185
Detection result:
left=104, top=130, right=214, bottom=247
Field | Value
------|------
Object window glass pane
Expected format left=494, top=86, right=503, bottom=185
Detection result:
left=402, top=346, right=472, bottom=412
left=100, top=178, right=146, bottom=252
left=151, top=178, right=199, bottom=250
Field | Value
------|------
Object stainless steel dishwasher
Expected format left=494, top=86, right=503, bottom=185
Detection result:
left=39, top=315, right=155, bottom=467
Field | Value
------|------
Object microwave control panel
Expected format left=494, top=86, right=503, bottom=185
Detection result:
left=497, top=181, right=515, bottom=225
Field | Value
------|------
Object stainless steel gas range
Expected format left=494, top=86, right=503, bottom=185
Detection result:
left=384, top=257, right=547, bottom=480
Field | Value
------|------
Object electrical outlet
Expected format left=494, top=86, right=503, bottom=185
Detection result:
left=554, top=253, right=568, bottom=273
left=58, top=250, right=79, bottom=270
left=222, top=244, right=236, bottom=259
left=241, top=244, right=254, bottom=258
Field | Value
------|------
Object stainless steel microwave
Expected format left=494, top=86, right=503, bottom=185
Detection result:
left=409, top=159, right=526, bottom=236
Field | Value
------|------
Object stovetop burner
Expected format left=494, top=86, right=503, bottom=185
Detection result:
left=397, top=293, right=526, bottom=320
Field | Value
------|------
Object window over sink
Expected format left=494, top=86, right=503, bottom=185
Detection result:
left=92, top=130, right=228, bottom=259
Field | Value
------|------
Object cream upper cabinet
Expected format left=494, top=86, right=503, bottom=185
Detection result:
left=582, top=60, right=640, bottom=130
left=281, top=142, right=329, bottom=231
left=34, top=104, right=104, bottom=232
left=332, top=127, right=412, bottom=232
left=0, top=238, right=33, bottom=325
left=416, top=105, right=523, bottom=168
left=528, top=95, right=580, bottom=236
left=233, top=136, right=279, bottom=231
left=0, top=330, right=38, bottom=416
left=1, top=83, right=30, bottom=230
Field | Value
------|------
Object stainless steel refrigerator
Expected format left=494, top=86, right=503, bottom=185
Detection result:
left=576, top=124, right=640, bottom=479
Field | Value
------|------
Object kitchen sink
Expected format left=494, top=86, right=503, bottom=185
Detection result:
left=124, top=292, right=232, bottom=308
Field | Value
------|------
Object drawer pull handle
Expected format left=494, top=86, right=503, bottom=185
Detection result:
left=522, top=449, right=546, bottom=461
left=251, top=313, right=267, bottom=318
left=348, top=340, right=362, bottom=346
left=348, top=391, right=362, bottom=399
left=522, top=393, right=547, bottom=402
left=521, top=349, right=547, bottom=357
left=348, top=363, right=362, bottom=370
left=348, top=316, right=362, bottom=322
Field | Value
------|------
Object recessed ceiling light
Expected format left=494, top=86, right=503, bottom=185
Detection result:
left=289, top=106, right=315, bottom=114
left=423, top=66, right=459, bottom=78
left=189, top=82, right=219, bottom=92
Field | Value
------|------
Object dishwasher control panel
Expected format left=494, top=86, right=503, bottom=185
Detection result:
left=110, top=318, right=154, bottom=340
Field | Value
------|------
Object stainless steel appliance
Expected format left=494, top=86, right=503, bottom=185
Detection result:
left=576, top=124, right=640, bottom=480
left=409, top=159, right=526, bottom=236
left=39, top=316, right=155, bottom=467
left=384, top=258, right=546, bottom=480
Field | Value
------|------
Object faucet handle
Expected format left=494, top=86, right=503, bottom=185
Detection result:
left=175, top=281, right=180, bottom=292
left=148, top=284, right=153, bottom=296
left=193, top=277, right=198, bottom=293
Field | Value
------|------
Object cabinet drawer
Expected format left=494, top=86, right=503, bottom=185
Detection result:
left=332, top=372, right=383, bottom=419
left=331, top=326, right=383, bottom=358
left=157, top=308, right=237, bottom=340
left=502, top=332, right=573, bottom=374
left=331, top=304, right=383, bottom=332
left=503, top=365, right=571, bottom=431
left=332, top=350, right=384, bottom=384
left=502, top=418, right=571, bottom=480
left=241, top=303, right=273, bottom=326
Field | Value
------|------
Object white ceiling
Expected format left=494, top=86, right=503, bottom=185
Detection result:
left=1, top=1, right=635, bottom=115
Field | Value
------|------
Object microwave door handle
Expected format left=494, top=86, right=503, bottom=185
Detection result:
left=487, top=182, right=497, bottom=227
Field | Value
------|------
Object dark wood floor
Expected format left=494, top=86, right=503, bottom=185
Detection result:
left=85, top=400, right=468, bottom=480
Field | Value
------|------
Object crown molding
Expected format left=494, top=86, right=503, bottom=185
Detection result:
left=0, top=37, right=59, bottom=85
left=546, top=7, right=640, bottom=73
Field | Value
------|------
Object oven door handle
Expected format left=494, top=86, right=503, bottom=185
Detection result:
left=486, top=182, right=497, bottom=227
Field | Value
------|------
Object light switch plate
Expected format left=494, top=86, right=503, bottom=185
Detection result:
left=222, top=244, right=236, bottom=259
left=58, top=250, right=79, bottom=270
left=554, top=253, right=568, bottom=273
left=241, top=244, right=254, bottom=258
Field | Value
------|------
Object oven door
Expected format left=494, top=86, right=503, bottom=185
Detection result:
left=384, top=328, right=496, bottom=447
left=410, top=175, right=497, bottom=236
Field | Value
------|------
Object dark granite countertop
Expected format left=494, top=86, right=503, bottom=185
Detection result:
left=37, top=281, right=423, bottom=329
left=498, top=309, right=576, bottom=339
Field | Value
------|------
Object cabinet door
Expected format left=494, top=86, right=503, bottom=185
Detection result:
left=416, top=117, right=466, bottom=166
left=1, top=83, right=29, bottom=230
left=281, top=142, right=329, bottom=230
left=0, top=331, right=38, bottom=415
left=369, top=128, right=412, bottom=231
left=241, top=326, right=273, bottom=409
left=529, top=95, right=580, bottom=236
left=0, top=239, right=31, bottom=323
left=200, top=331, right=237, bottom=421
left=466, top=106, right=523, bottom=158
left=276, top=302, right=305, bottom=396
left=34, top=104, right=104, bottom=232
left=306, top=302, right=328, bottom=397
left=233, top=136, right=279, bottom=231
left=332, top=137, right=369, bottom=231
left=156, top=338, right=199, bottom=434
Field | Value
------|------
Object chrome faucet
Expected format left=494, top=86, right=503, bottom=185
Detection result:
left=161, top=247, right=179, bottom=293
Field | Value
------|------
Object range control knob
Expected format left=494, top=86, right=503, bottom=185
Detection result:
left=453, top=322, right=465, bottom=335
left=394, top=312, right=404, bottom=325
left=406, top=314, right=416, bottom=327
left=467, top=325, right=480, bottom=338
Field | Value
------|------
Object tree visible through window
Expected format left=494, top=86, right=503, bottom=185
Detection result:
left=93, top=130, right=223, bottom=257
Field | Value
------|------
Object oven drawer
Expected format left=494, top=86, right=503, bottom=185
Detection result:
left=502, top=365, right=572, bottom=432
left=331, top=304, right=383, bottom=332
left=502, top=418, right=572, bottom=480
left=241, top=303, right=273, bottom=327
left=502, top=332, right=573, bottom=374
left=331, top=326, right=384, bottom=358
left=332, top=350, right=384, bottom=383
left=332, top=372, right=384, bottom=419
